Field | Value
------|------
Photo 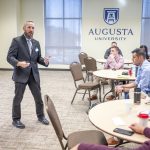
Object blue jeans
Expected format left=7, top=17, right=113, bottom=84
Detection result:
left=124, top=92, right=129, bottom=99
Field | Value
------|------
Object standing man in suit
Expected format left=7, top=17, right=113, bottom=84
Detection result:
left=7, top=21, right=49, bottom=129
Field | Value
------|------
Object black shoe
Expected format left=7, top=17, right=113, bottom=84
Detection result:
left=12, top=120, right=25, bottom=129
left=38, top=117, right=49, bottom=125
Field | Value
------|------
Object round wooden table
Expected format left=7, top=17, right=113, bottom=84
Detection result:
left=97, top=59, right=133, bottom=65
left=93, top=69, right=135, bottom=81
left=93, top=69, right=135, bottom=101
left=89, top=99, right=150, bottom=144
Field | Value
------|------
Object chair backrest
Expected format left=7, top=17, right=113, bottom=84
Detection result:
left=78, top=52, right=88, bottom=65
left=44, top=95, right=66, bottom=150
left=70, top=62, right=84, bottom=81
left=84, top=57, right=97, bottom=71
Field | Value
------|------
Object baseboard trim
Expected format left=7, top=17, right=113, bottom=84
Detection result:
left=0, top=68, right=70, bottom=71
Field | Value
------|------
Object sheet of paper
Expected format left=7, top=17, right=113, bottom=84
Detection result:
left=112, top=117, right=126, bottom=126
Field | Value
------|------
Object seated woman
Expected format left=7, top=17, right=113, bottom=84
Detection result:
left=140, top=45, right=149, bottom=60
left=71, top=123, right=150, bottom=150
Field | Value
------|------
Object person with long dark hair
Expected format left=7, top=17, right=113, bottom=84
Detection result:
left=140, top=45, right=149, bottom=60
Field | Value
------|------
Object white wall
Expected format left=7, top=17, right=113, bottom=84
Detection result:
left=20, top=0, right=45, bottom=54
left=0, top=0, right=18, bottom=68
left=82, top=0, right=142, bottom=60
left=0, top=0, right=142, bottom=69
left=0, top=0, right=44, bottom=69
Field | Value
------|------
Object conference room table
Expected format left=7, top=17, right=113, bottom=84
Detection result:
left=88, top=99, right=150, bottom=144
left=96, top=59, right=133, bottom=65
left=93, top=69, right=135, bottom=101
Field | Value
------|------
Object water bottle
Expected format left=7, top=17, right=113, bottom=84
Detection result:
left=134, top=88, right=141, bottom=104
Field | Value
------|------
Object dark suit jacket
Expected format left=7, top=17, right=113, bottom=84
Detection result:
left=7, top=35, right=48, bottom=84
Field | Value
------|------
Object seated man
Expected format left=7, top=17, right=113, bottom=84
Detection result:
left=90, top=46, right=124, bottom=101
left=104, top=46, right=124, bottom=69
left=71, top=123, right=150, bottom=150
left=105, top=48, right=150, bottom=145
left=116, top=48, right=150, bottom=98
left=104, top=41, right=123, bottom=59
left=104, top=46, right=124, bottom=100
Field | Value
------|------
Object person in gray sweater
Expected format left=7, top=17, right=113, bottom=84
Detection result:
left=71, top=123, right=150, bottom=150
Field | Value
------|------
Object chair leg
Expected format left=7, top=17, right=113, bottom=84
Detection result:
left=82, top=89, right=87, bottom=100
left=103, top=84, right=105, bottom=94
left=71, top=89, right=78, bottom=104
left=64, top=142, right=68, bottom=150
left=91, top=75, right=93, bottom=82
left=88, top=90, right=91, bottom=108
left=98, top=86, right=101, bottom=103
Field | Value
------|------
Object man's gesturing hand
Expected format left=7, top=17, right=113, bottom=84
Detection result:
left=17, top=61, right=30, bottom=68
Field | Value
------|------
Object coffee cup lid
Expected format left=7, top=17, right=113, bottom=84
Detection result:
left=138, top=113, right=149, bottom=119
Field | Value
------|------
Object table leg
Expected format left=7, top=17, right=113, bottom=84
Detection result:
left=103, top=80, right=115, bottom=102
left=115, top=139, right=130, bottom=147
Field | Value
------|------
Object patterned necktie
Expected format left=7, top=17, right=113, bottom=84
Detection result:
left=27, top=39, right=32, bottom=55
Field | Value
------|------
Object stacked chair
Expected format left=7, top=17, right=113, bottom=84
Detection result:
left=78, top=52, right=88, bottom=71
left=84, top=57, right=97, bottom=81
left=84, top=56, right=108, bottom=94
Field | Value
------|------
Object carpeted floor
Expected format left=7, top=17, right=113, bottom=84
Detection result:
left=0, top=70, right=140, bottom=150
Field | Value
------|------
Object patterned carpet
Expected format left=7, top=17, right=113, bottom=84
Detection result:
left=0, top=70, right=140, bottom=150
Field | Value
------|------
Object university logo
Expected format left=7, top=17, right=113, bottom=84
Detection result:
left=103, top=8, right=119, bottom=25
